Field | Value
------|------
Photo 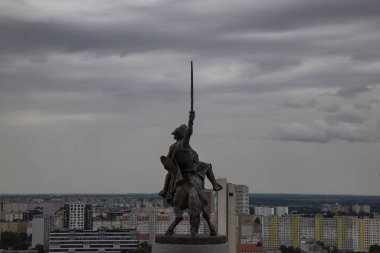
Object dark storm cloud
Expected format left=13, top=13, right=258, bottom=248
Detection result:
left=334, top=84, right=371, bottom=98
left=272, top=105, right=380, bottom=143
left=272, top=123, right=329, bottom=143
left=224, top=0, right=380, bottom=32
left=326, top=111, right=365, bottom=124
left=272, top=120, right=380, bottom=143
left=281, top=99, right=317, bottom=109
left=0, top=0, right=379, bottom=102
left=1, top=0, right=379, bottom=125
left=319, top=104, right=340, bottom=113
left=354, top=103, right=372, bottom=111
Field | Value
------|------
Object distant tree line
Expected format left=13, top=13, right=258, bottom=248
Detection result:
left=134, top=242, right=151, bottom=253
left=0, top=231, right=29, bottom=250
left=279, top=245, right=300, bottom=253
left=370, top=244, right=380, bottom=253
left=315, top=241, right=338, bottom=253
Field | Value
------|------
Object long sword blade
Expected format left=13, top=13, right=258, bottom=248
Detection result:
left=191, top=61, right=193, bottom=111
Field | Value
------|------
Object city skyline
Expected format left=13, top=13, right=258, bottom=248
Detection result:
left=0, top=0, right=380, bottom=195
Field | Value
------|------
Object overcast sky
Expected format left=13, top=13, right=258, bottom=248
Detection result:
left=1, top=0, right=380, bottom=195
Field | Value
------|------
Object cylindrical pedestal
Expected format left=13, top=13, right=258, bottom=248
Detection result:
left=153, top=235, right=228, bottom=253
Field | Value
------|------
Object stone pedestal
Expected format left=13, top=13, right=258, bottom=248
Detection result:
left=153, top=235, right=228, bottom=253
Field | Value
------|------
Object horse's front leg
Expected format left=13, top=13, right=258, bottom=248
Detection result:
left=165, top=207, right=183, bottom=235
left=202, top=208, right=216, bottom=236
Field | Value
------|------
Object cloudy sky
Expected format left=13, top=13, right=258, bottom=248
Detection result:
left=1, top=0, right=380, bottom=195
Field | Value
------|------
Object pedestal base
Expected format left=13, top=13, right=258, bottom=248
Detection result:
left=153, top=235, right=228, bottom=253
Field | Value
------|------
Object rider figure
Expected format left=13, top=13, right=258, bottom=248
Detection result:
left=159, top=111, right=223, bottom=204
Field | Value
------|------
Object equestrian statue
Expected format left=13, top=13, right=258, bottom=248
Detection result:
left=158, top=62, right=223, bottom=236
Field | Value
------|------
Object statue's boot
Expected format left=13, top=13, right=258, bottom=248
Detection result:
left=206, top=167, right=223, bottom=191
left=158, top=173, right=171, bottom=198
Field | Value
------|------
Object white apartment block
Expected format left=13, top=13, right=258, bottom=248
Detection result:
left=93, top=220, right=123, bottom=230
left=300, top=217, right=315, bottom=241
left=236, top=185, right=250, bottom=214
left=278, top=216, right=292, bottom=247
left=255, top=206, right=275, bottom=216
left=63, top=203, right=92, bottom=230
left=1, top=201, right=64, bottom=222
left=323, top=218, right=337, bottom=246
left=275, top=207, right=289, bottom=216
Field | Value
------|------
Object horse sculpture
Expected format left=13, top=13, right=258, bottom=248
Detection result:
left=158, top=62, right=222, bottom=236
left=159, top=111, right=222, bottom=236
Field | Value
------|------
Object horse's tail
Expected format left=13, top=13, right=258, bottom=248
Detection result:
left=188, top=188, right=202, bottom=235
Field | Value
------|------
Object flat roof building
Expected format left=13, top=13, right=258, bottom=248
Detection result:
left=49, top=229, right=139, bottom=253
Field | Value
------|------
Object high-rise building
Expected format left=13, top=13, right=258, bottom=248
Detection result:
left=49, top=229, right=139, bottom=253
left=216, top=178, right=237, bottom=253
left=217, top=178, right=228, bottom=236
left=236, top=185, right=250, bottom=214
left=63, top=203, right=92, bottom=230
left=32, top=214, right=54, bottom=251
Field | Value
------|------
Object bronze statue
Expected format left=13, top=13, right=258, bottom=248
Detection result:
left=158, top=62, right=222, bottom=236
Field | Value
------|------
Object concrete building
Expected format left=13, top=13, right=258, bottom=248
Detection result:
left=216, top=178, right=237, bottom=253
left=237, top=214, right=262, bottom=244
left=63, top=203, right=92, bottom=230
left=32, top=215, right=54, bottom=251
left=352, top=204, right=361, bottom=214
left=299, top=240, right=327, bottom=253
left=49, top=229, right=138, bottom=253
left=122, top=207, right=210, bottom=244
left=0, top=221, right=28, bottom=233
left=236, top=185, right=250, bottom=214
left=217, top=178, right=228, bottom=236
left=0, top=201, right=63, bottom=222
left=275, top=207, right=289, bottom=217
left=236, top=243, right=264, bottom=253
left=361, top=204, right=371, bottom=214
left=278, top=216, right=291, bottom=247
left=92, top=220, right=122, bottom=230
left=259, top=214, right=380, bottom=252
left=255, top=207, right=275, bottom=217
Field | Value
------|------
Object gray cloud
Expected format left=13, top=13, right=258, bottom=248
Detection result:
left=326, top=111, right=365, bottom=124
left=334, top=84, right=371, bottom=98
left=354, top=103, right=372, bottom=111
left=272, top=120, right=380, bottom=143
left=272, top=123, right=329, bottom=143
left=369, top=98, right=380, bottom=104
left=1, top=0, right=380, bottom=194
left=319, top=104, right=340, bottom=113
left=281, top=99, right=317, bottom=109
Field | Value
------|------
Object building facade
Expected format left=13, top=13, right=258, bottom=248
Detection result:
left=49, top=229, right=139, bottom=253
left=216, top=178, right=237, bottom=253
left=236, top=185, right=250, bottom=214
left=32, top=215, right=54, bottom=251
left=259, top=214, right=380, bottom=252
left=63, top=203, right=92, bottom=230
